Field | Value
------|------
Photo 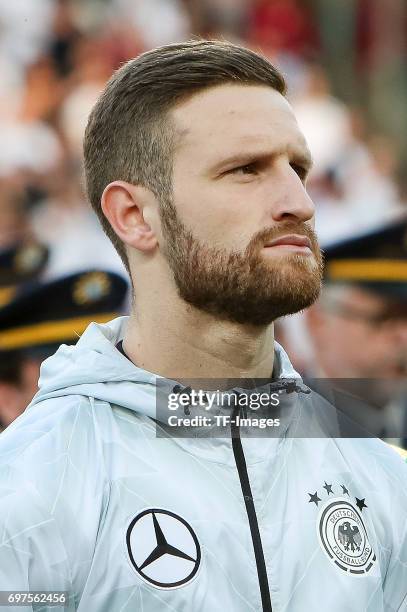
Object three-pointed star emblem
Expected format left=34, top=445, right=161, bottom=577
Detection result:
left=126, top=508, right=201, bottom=589
left=139, top=512, right=196, bottom=570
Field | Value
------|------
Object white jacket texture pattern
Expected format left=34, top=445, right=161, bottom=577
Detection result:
left=0, top=317, right=406, bottom=612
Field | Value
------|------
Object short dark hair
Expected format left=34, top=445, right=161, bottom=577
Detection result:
left=83, top=39, right=287, bottom=270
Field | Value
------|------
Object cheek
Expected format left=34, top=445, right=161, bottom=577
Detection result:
left=348, top=325, right=378, bottom=357
left=328, top=320, right=370, bottom=359
left=346, top=327, right=394, bottom=370
left=173, top=182, right=259, bottom=249
left=372, top=330, right=401, bottom=359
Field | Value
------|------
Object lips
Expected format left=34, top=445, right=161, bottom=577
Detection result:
left=265, top=234, right=312, bottom=249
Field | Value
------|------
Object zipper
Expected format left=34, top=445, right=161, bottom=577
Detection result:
left=231, top=402, right=272, bottom=612
left=170, top=380, right=308, bottom=610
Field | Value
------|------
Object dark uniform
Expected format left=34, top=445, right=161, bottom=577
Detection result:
left=0, top=270, right=129, bottom=430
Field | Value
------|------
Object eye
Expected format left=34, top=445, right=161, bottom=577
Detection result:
left=230, top=163, right=258, bottom=176
left=290, top=162, right=308, bottom=182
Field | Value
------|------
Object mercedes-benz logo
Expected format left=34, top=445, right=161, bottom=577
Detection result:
left=126, top=508, right=201, bottom=589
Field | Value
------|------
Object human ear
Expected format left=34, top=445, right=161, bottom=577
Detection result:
left=101, top=181, right=158, bottom=253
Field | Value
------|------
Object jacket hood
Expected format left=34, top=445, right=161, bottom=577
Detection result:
left=30, top=316, right=303, bottom=423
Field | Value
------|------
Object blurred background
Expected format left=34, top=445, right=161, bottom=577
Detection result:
left=0, top=0, right=406, bottom=442
left=1, top=0, right=406, bottom=266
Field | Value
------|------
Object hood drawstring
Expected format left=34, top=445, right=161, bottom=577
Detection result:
left=271, top=380, right=311, bottom=395
left=171, top=384, right=192, bottom=416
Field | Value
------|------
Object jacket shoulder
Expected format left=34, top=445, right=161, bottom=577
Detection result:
left=0, top=395, right=110, bottom=596
left=0, top=394, right=94, bottom=465
left=0, top=394, right=109, bottom=506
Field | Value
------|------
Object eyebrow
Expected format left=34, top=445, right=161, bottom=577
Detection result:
left=209, top=147, right=314, bottom=175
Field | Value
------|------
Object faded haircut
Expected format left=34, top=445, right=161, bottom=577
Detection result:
left=83, top=39, right=287, bottom=270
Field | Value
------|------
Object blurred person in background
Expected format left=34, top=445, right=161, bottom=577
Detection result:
left=0, top=240, right=48, bottom=426
left=306, top=219, right=407, bottom=379
left=0, top=270, right=128, bottom=430
left=304, top=219, right=407, bottom=446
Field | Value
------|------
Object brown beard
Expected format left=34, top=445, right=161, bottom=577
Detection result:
left=160, top=198, right=324, bottom=326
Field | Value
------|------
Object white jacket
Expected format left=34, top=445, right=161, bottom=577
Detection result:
left=0, top=317, right=406, bottom=611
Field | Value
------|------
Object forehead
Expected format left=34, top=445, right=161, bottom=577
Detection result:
left=170, top=83, right=309, bottom=162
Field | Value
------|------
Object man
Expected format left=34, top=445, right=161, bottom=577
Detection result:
left=0, top=241, right=50, bottom=427
left=0, top=41, right=406, bottom=611
left=0, top=270, right=128, bottom=429
left=306, top=218, right=407, bottom=379
left=305, top=219, right=407, bottom=446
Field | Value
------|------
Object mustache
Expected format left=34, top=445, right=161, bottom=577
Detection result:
left=248, top=222, right=320, bottom=252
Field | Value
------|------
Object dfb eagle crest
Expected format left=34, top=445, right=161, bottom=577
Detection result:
left=308, top=482, right=376, bottom=575
left=338, top=521, right=362, bottom=552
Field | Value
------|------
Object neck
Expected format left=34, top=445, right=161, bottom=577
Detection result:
left=123, top=296, right=275, bottom=382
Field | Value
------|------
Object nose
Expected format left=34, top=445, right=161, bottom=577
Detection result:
left=269, top=161, right=315, bottom=223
